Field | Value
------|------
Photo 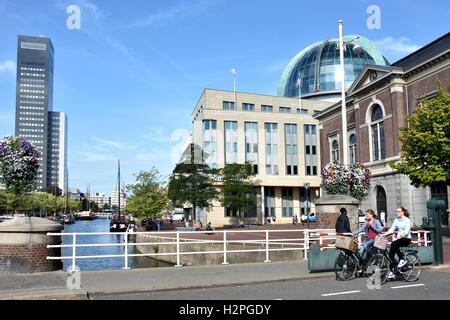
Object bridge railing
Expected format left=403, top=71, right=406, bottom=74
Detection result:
left=46, top=228, right=431, bottom=271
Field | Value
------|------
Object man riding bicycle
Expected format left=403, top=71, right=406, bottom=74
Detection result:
left=353, top=209, right=382, bottom=271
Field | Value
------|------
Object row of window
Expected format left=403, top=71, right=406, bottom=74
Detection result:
left=222, top=101, right=319, bottom=114
left=20, top=123, right=44, bottom=127
left=19, top=100, right=44, bottom=105
left=19, top=128, right=44, bottom=132
left=203, top=120, right=318, bottom=176
left=20, top=89, right=45, bottom=94
left=20, top=78, right=45, bottom=83
left=19, top=111, right=44, bottom=116
left=20, top=83, right=45, bottom=88
left=20, top=67, right=45, bottom=72
left=20, top=72, right=45, bottom=77
left=19, top=106, right=45, bottom=110
left=19, top=95, right=44, bottom=99
left=330, top=105, right=386, bottom=163
left=19, top=117, right=44, bottom=121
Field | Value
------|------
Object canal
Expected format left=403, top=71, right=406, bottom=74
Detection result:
left=61, top=218, right=172, bottom=271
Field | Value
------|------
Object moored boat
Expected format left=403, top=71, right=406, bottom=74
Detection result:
left=110, top=213, right=128, bottom=232
left=76, top=211, right=97, bottom=220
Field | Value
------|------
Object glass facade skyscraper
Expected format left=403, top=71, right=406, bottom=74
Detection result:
left=15, top=35, right=67, bottom=192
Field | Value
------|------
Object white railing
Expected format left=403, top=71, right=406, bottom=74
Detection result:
left=46, top=228, right=432, bottom=271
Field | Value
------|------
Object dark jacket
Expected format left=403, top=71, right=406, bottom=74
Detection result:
left=335, top=214, right=351, bottom=233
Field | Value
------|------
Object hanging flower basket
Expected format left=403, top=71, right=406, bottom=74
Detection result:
left=320, top=160, right=371, bottom=201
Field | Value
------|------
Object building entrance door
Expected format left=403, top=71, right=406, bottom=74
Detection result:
left=376, top=186, right=387, bottom=222
left=430, top=182, right=449, bottom=226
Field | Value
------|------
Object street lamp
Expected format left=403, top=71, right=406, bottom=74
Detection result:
left=304, top=182, right=310, bottom=229
left=336, top=20, right=360, bottom=165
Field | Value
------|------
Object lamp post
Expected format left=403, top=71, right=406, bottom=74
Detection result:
left=304, top=182, right=310, bottom=229
left=337, top=20, right=360, bottom=165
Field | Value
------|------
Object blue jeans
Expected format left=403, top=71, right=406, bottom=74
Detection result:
left=359, top=238, right=375, bottom=261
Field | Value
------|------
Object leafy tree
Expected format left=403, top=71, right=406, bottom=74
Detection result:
left=125, top=168, right=171, bottom=220
left=168, top=161, right=219, bottom=222
left=219, top=162, right=256, bottom=219
left=103, top=203, right=110, bottom=210
left=389, top=82, right=450, bottom=188
left=0, top=136, right=40, bottom=196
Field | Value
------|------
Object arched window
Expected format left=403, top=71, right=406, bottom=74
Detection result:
left=331, top=140, right=339, bottom=162
left=349, top=134, right=357, bottom=164
left=370, top=105, right=385, bottom=161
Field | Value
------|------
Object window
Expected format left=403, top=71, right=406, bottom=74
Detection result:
left=285, top=124, right=298, bottom=175
left=331, top=140, right=340, bottom=162
left=261, top=105, right=273, bottom=112
left=224, top=121, right=238, bottom=164
left=349, top=133, right=357, bottom=164
left=245, top=122, right=258, bottom=174
left=242, top=103, right=255, bottom=111
left=265, top=123, right=278, bottom=175
left=264, top=187, right=275, bottom=217
left=370, top=105, right=385, bottom=161
left=279, top=107, right=291, bottom=113
left=304, top=125, right=318, bottom=176
left=297, top=108, right=308, bottom=114
left=225, top=207, right=238, bottom=217
left=203, top=120, right=217, bottom=168
left=282, top=188, right=293, bottom=217
left=223, top=101, right=235, bottom=110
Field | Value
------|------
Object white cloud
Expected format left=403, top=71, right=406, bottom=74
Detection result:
left=373, top=37, right=421, bottom=54
left=79, top=152, right=116, bottom=162
left=0, top=60, right=15, bottom=74
left=127, top=0, right=218, bottom=29
left=91, top=136, right=134, bottom=150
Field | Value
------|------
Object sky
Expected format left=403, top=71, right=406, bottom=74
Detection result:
left=0, top=0, right=449, bottom=196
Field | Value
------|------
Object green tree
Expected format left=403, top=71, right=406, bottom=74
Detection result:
left=168, top=161, right=219, bottom=222
left=103, top=203, right=110, bottom=210
left=389, top=82, right=450, bottom=188
left=219, top=162, right=257, bottom=219
left=125, top=168, right=171, bottom=220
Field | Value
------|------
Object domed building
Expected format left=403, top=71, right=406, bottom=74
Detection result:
left=277, top=35, right=390, bottom=102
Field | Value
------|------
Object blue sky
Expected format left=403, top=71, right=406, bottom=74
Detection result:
left=0, top=0, right=449, bottom=195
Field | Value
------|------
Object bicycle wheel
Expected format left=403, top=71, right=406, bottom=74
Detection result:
left=399, top=252, right=421, bottom=282
left=366, top=253, right=390, bottom=285
left=334, top=251, right=358, bottom=281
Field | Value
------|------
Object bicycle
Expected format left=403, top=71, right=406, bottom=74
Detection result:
left=366, top=235, right=421, bottom=285
left=334, top=235, right=377, bottom=281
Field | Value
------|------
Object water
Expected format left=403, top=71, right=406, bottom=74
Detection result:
left=61, top=218, right=172, bottom=271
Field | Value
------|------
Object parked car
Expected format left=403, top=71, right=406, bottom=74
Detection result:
left=172, top=213, right=185, bottom=221
left=301, top=212, right=316, bottom=222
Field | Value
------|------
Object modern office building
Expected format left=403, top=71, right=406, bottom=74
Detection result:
left=314, top=32, right=450, bottom=227
left=14, top=35, right=68, bottom=192
left=278, top=35, right=390, bottom=103
left=111, top=190, right=127, bottom=209
left=91, top=192, right=111, bottom=209
left=186, top=89, right=332, bottom=227
left=47, top=111, right=68, bottom=193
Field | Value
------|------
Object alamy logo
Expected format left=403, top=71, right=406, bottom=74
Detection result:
left=366, top=5, right=381, bottom=30
left=66, top=5, right=81, bottom=30
left=66, top=265, right=81, bottom=290
left=366, top=265, right=381, bottom=290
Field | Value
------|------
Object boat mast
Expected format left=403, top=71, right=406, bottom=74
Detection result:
left=118, top=159, right=121, bottom=215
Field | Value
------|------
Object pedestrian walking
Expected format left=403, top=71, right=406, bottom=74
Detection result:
left=293, top=214, right=298, bottom=225
left=267, top=215, right=271, bottom=226
left=272, top=215, right=276, bottom=227
left=335, top=208, right=351, bottom=234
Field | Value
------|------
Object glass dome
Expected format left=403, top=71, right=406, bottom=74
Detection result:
left=278, top=35, right=390, bottom=99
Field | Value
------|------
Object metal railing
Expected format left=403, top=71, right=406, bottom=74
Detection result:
left=46, top=228, right=431, bottom=271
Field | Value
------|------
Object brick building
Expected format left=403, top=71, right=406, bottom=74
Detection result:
left=314, top=33, right=450, bottom=227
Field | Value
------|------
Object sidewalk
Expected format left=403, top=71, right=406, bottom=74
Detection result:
left=0, top=260, right=334, bottom=300
left=1, top=236, right=449, bottom=300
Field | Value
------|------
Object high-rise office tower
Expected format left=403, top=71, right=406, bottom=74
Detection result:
left=15, top=35, right=67, bottom=193
left=48, top=111, right=68, bottom=193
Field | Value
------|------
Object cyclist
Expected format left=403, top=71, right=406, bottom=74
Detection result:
left=381, top=207, right=412, bottom=279
left=353, top=209, right=382, bottom=270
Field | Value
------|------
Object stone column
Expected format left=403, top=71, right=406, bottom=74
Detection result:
left=313, top=195, right=360, bottom=232
left=0, top=217, right=64, bottom=273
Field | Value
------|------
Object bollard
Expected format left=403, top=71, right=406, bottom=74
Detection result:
left=423, top=198, right=445, bottom=265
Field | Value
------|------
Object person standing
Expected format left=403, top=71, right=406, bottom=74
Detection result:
left=267, top=215, right=271, bottom=226
left=272, top=215, right=276, bottom=227
left=382, top=207, right=412, bottom=279
left=335, top=208, right=351, bottom=234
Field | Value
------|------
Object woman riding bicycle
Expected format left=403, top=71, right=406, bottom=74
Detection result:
left=353, top=209, right=382, bottom=262
left=381, top=207, right=412, bottom=279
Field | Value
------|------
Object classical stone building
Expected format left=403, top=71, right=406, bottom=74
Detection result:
left=314, top=32, right=450, bottom=227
